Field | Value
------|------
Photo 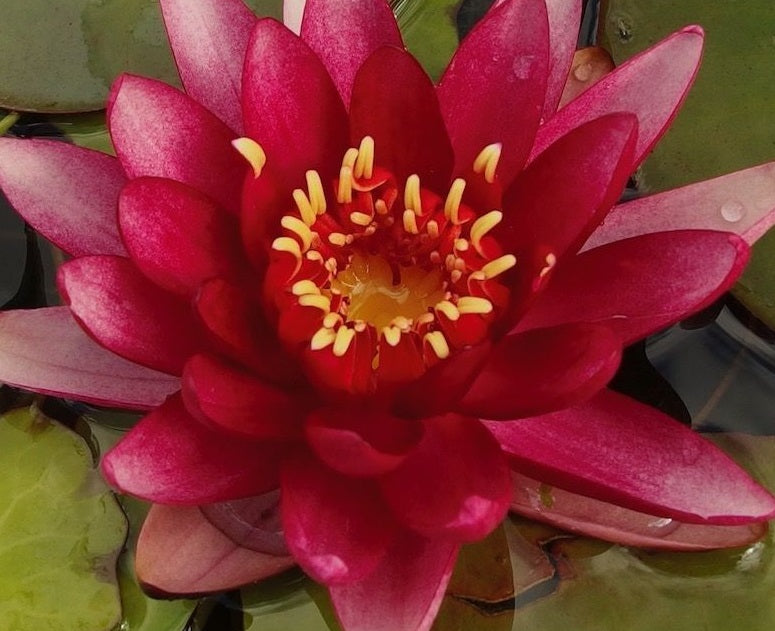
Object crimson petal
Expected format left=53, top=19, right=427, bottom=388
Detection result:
left=0, top=138, right=125, bottom=257
left=517, top=230, right=749, bottom=344
left=532, top=26, right=703, bottom=166
left=242, top=19, right=348, bottom=190
left=585, top=162, right=775, bottom=250
left=486, top=389, right=775, bottom=524
left=108, top=74, right=244, bottom=214
left=281, top=455, right=399, bottom=584
left=438, top=0, right=549, bottom=184
left=136, top=504, right=293, bottom=596
left=58, top=255, right=203, bottom=375
left=460, top=323, right=621, bottom=420
left=380, top=415, right=511, bottom=541
left=350, top=46, right=453, bottom=192
left=510, top=472, right=768, bottom=551
left=329, top=531, right=458, bottom=631
left=182, top=353, right=305, bottom=440
left=102, top=395, right=284, bottom=503
left=0, top=307, right=178, bottom=410
left=160, top=0, right=257, bottom=133
left=301, top=0, right=402, bottom=106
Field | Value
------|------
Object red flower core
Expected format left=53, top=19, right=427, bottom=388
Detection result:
left=257, top=136, right=520, bottom=394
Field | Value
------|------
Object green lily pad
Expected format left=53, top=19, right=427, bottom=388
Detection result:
left=0, top=0, right=283, bottom=113
left=0, top=405, right=127, bottom=631
left=598, top=1, right=775, bottom=329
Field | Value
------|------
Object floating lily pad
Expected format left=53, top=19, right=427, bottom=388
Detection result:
left=0, top=406, right=127, bottom=631
left=598, top=1, right=775, bottom=329
left=0, top=0, right=283, bottom=113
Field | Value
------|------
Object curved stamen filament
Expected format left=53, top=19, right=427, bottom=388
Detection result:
left=333, top=326, right=356, bottom=356
left=306, top=170, right=327, bottom=215
left=481, top=254, right=517, bottom=279
left=281, top=216, right=314, bottom=251
left=469, top=210, right=503, bottom=255
left=293, top=188, right=317, bottom=226
left=354, top=136, right=375, bottom=179
left=473, top=143, right=502, bottom=184
left=457, top=296, right=493, bottom=315
left=444, top=178, right=466, bottom=224
left=232, top=137, right=266, bottom=178
left=404, top=174, right=422, bottom=216
left=338, top=166, right=354, bottom=204
left=424, top=331, right=450, bottom=359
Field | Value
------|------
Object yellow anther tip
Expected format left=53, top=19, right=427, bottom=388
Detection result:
left=232, top=137, right=267, bottom=178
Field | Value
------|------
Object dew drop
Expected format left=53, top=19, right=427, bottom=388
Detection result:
left=720, top=200, right=746, bottom=223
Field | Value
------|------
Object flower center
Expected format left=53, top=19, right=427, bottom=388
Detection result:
left=247, top=136, right=517, bottom=394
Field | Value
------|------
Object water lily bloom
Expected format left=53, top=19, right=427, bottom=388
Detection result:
left=2, top=0, right=775, bottom=628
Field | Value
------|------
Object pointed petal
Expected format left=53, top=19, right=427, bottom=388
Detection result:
left=0, top=138, right=126, bottom=257
left=438, top=0, right=549, bottom=183
left=102, top=395, right=285, bottom=503
left=350, top=47, right=453, bottom=191
left=242, top=19, right=348, bottom=190
left=380, top=415, right=511, bottom=541
left=281, top=455, right=398, bottom=584
left=460, top=323, right=621, bottom=419
left=108, top=74, right=244, bottom=214
left=119, top=177, right=245, bottom=295
left=486, top=390, right=775, bottom=524
left=283, top=0, right=305, bottom=34
left=58, top=255, right=203, bottom=375
left=585, top=162, right=775, bottom=250
left=499, top=113, right=637, bottom=264
left=182, top=353, right=305, bottom=440
left=160, top=0, right=257, bottom=133
left=136, top=504, right=293, bottom=596
left=301, top=0, right=402, bottom=106
left=517, top=230, right=749, bottom=344
left=532, top=27, right=704, bottom=166
left=330, top=532, right=458, bottom=631
left=510, top=472, right=769, bottom=551
left=542, top=0, right=583, bottom=117
left=0, top=307, right=178, bottom=409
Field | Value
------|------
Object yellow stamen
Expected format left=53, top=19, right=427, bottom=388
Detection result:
left=338, top=166, right=354, bottom=204
left=404, top=174, right=422, bottom=215
left=382, top=326, right=402, bottom=347
left=328, top=232, right=348, bottom=247
left=310, top=327, right=337, bottom=351
left=416, top=313, right=435, bottom=326
left=306, top=170, right=327, bottom=215
left=391, top=316, right=412, bottom=331
left=444, top=178, right=466, bottom=224
left=333, top=326, right=356, bottom=357
left=435, top=300, right=460, bottom=321
left=281, top=216, right=313, bottom=251
left=375, top=199, right=389, bottom=215
left=473, top=143, right=502, bottom=184
left=481, top=254, right=517, bottom=279
left=306, top=250, right=323, bottom=261
left=323, top=313, right=343, bottom=329
left=540, top=253, right=557, bottom=278
left=350, top=211, right=373, bottom=227
left=298, top=294, right=331, bottom=311
left=271, top=236, right=301, bottom=260
left=403, top=209, right=419, bottom=235
left=424, top=331, right=450, bottom=359
left=342, top=147, right=359, bottom=170
left=232, top=137, right=266, bottom=177
left=470, top=210, right=503, bottom=255
left=457, top=296, right=493, bottom=315
left=450, top=270, right=463, bottom=283
left=293, top=188, right=317, bottom=226
left=291, top=280, right=320, bottom=296
left=354, top=136, right=375, bottom=179
left=426, top=220, right=439, bottom=239
left=353, top=320, right=367, bottom=333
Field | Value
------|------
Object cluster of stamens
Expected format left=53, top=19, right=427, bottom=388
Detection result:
left=235, top=135, right=518, bottom=392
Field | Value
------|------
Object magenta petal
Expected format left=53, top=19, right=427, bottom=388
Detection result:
left=305, top=406, right=424, bottom=477
left=510, top=472, right=768, bottom=551
left=542, top=0, right=583, bottom=117
left=0, top=307, right=178, bottom=410
left=585, top=162, right=775, bottom=250
left=532, top=27, right=703, bottom=165
left=58, top=256, right=203, bottom=375
left=486, top=389, right=775, bottom=525
left=102, top=395, right=284, bottom=503
left=381, top=415, right=511, bottom=541
left=108, top=74, right=244, bottom=214
left=438, top=0, right=549, bottom=183
left=0, top=138, right=125, bottom=257
left=301, top=0, right=402, bottom=106
left=460, top=323, right=621, bottom=420
left=350, top=46, right=453, bottom=191
left=242, top=19, right=348, bottom=189
left=330, top=531, right=458, bottom=631
left=499, top=112, right=637, bottom=262
left=136, top=504, right=293, bottom=596
left=182, top=353, right=304, bottom=440
left=518, top=230, right=750, bottom=344
left=281, top=455, right=398, bottom=584
left=160, top=0, right=257, bottom=133
left=119, top=177, right=244, bottom=295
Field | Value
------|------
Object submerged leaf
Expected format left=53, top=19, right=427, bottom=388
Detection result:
left=0, top=406, right=127, bottom=631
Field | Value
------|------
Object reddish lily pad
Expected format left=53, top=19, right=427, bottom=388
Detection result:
left=0, top=406, right=127, bottom=631
left=0, top=0, right=282, bottom=113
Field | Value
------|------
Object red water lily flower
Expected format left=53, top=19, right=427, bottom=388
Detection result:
left=2, top=0, right=775, bottom=629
